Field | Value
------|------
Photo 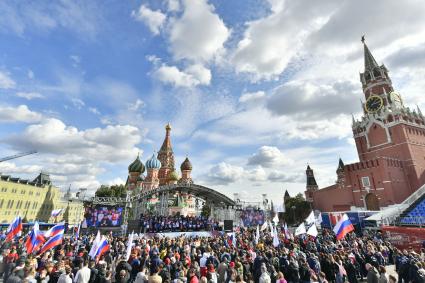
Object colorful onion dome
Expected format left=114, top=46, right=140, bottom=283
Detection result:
left=180, top=157, right=192, bottom=171
left=169, top=170, right=179, bottom=181
left=128, top=154, right=145, bottom=173
left=146, top=153, right=162, bottom=169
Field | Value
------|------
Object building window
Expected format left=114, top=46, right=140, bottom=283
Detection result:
left=12, top=189, right=17, bottom=193
left=1, top=188, right=6, bottom=192
left=0, top=199, right=3, bottom=208
left=21, top=190, right=25, bottom=194
left=361, top=176, right=371, bottom=188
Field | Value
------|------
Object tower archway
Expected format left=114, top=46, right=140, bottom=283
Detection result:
left=365, top=193, right=380, bottom=211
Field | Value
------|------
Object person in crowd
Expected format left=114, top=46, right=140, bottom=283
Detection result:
left=58, top=265, right=73, bottom=283
left=378, top=266, right=388, bottom=283
left=0, top=221, right=416, bottom=283
left=75, top=261, right=92, bottom=283
left=366, top=264, right=379, bottom=283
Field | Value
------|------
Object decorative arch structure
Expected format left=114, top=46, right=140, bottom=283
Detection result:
left=132, top=183, right=236, bottom=217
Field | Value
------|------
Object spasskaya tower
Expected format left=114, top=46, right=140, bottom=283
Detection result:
left=307, top=37, right=425, bottom=212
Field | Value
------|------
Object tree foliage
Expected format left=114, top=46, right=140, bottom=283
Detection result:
left=95, top=184, right=127, bottom=198
left=201, top=203, right=211, bottom=218
left=283, top=193, right=311, bottom=225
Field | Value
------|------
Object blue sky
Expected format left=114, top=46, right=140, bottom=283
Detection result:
left=1, top=0, right=425, bottom=201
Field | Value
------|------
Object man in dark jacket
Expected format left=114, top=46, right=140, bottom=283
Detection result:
left=115, top=258, right=132, bottom=283
left=366, top=263, right=379, bottom=283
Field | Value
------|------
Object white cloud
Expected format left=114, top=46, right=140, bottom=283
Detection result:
left=106, top=177, right=125, bottom=186
left=246, top=166, right=267, bottom=182
left=0, top=105, right=43, bottom=123
left=248, top=146, right=291, bottom=168
left=0, top=71, right=16, bottom=89
left=238, top=91, right=266, bottom=107
left=185, top=64, right=212, bottom=85
left=128, top=99, right=145, bottom=111
left=266, top=80, right=360, bottom=119
left=16, top=92, right=44, bottom=100
left=88, top=107, right=100, bottom=115
left=71, top=98, right=85, bottom=109
left=27, top=70, right=34, bottom=79
left=166, top=0, right=180, bottom=12
left=169, top=0, right=230, bottom=62
left=4, top=118, right=143, bottom=191
left=7, top=118, right=141, bottom=162
left=132, top=5, right=166, bottom=35
left=231, top=1, right=336, bottom=80
left=207, top=162, right=244, bottom=184
left=0, top=162, right=42, bottom=175
left=154, top=63, right=211, bottom=87
left=268, top=170, right=304, bottom=183
left=0, top=1, right=103, bottom=38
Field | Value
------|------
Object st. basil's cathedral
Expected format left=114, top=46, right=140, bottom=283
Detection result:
left=125, top=123, right=196, bottom=216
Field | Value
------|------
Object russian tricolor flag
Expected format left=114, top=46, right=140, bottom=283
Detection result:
left=95, top=236, right=110, bottom=258
left=333, top=214, right=354, bottom=240
left=38, top=229, right=64, bottom=255
left=5, top=216, right=23, bottom=242
left=51, top=209, right=63, bottom=217
left=25, top=222, right=46, bottom=254
left=44, top=222, right=65, bottom=238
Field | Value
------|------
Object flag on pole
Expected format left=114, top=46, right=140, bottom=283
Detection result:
left=260, top=221, right=268, bottom=231
left=316, top=213, right=322, bottom=225
left=125, top=232, right=134, bottom=261
left=44, top=222, right=65, bottom=238
left=38, top=230, right=64, bottom=255
left=95, top=236, right=109, bottom=259
left=295, top=223, right=306, bottom=236
left=305, top=211, right=315, bottom=226
left=51, top=209, right=63, bottom=217
left=333, top=214, right=354, bottom=240
left=75, top=223, right=81, bottom=240
left=255, top=225, right=260, bottom=244
left=89, top=231, right=101, bottom=259
left=269, top=221, right=274, bottom=237
left=5, top=216, right=23, bottom=242
left=307, top=223, right=318, bottom=237
left=272, top=226, right=280, bottom=247
left=272, top=213, right=279, bottom=224
left=284, top=223, right=291, bottom=239
left=25, top=222, right=45, bottom=254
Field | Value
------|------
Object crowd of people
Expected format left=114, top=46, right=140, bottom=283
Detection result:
left=1, top=225, right=425, bottom=283
left=139, top=215, right=218, bottom=233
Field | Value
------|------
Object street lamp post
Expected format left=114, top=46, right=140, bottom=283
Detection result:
left=75, top=188, right=86, bottom=253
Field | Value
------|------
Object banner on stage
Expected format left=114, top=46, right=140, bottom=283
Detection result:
left=137, top=231, right=214, bottom=239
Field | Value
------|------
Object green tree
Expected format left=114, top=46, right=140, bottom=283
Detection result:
left=284, top=193, right=311, bottom=225
left=201, top=203, right=211, bottom=218
left=95, top=184, right=127, bottom=198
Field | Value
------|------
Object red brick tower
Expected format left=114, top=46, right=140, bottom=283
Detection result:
left=158, top=123, right=175, bottom=185
left=353, top=37, right=425, bottom=194
left=305, top=165, right=318, bottom=203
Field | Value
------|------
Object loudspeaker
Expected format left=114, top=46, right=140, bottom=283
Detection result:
left=224, top=220, right=233, bottom=232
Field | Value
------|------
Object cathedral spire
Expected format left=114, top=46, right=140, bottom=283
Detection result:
left=362, top=36, right=379, bottom=71
left=160, top=123, right=172, bottom=152
left=337, top=158, right=344, bottom=172
left=158, top=123, right=175, bottom=185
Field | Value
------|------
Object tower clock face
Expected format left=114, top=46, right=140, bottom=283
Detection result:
left=390, top=91, right=403, bottom=106
left=365, top=95, right=384, bottom=113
